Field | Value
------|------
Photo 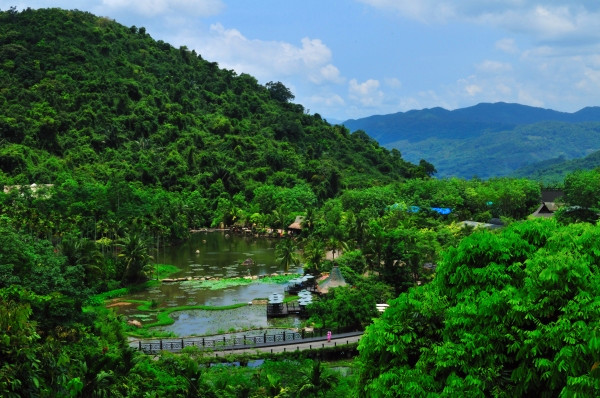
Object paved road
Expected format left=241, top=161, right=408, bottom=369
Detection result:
left=131, top=332, right=363, bottom=356
left=211, top=333, right=362, bottom=356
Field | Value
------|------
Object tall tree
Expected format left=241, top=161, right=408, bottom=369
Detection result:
left=275, top=238, right=300, bottom=271
left=302, top=239, right=326, bottom=274
left=0, top=291, right=44, bottom=398
left=265, top=81, right=295, bottom=103
left=298, top=361, right=339, bottom=397
left=117, top=231, right=153, bottom=283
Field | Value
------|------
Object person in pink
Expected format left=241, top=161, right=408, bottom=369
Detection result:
left=327, top=330, right=332, bottom=343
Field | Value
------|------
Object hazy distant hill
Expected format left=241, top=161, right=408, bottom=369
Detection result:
left=342, top=103, right=600, bottom=179
left=511, top=149, right=600, bottom=184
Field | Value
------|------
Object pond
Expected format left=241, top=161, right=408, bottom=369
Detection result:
left=157, top=230, right=299, bottom=279
left=156, top=305, right=301, bottom=336
left=112, top=231, right=304, bottom=336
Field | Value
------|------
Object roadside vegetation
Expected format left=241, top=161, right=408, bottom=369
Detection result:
left=3, top=7, right=600, bottom=397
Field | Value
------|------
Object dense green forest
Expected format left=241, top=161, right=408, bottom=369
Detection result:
left=0, top=7, right=436, bottom=241
left=358, top=218, right=600, bottom=397
left=3, top=7, right=600, bottom=397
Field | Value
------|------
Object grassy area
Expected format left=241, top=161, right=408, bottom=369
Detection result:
left=154, top=264, right=180, bottom=280
left=181, top=278, right=253, bottom=290
left=84, top=264, right=181, bottom=316
left=87, top=264, right=181, bottom=304
left=181, top=273, right=301, bottom=290
left=145, top=303, right=249, bottom=328
left=171, top=346, right=360, bottom=396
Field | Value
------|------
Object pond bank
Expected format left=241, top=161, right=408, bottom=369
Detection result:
left=161, top=272, right=299, bottom=283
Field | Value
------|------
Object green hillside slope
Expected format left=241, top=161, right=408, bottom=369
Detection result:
left=0, top=7, right=423, bottom=198
left=511, top=149, right=600, bottom=184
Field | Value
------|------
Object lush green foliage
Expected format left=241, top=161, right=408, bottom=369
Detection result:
left=512, top=149, right=600, bottom=185
left=562, top=169, right=600, bottom=209
left=0, top=7, right=423, bottom=225
left=357, top=219, right=600, bottom=397
left=0, top=7, right=573, bottom=398
left=307, top=278, right=393, bottom=331
left=553, top=169, right=600, bottom=224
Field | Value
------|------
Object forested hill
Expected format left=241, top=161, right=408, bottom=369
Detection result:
left=343, top=103, right=600, bottom=179
left=511, top=149, right=600, bottom=184
left=0, top=8, right=425, bottom=198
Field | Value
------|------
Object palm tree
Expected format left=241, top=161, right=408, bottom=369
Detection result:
left=302, top=239, right=326, bottom=274
left=301, top=207, right=317, bottom=233
left=272, top=207, right=288, bottom=230
left=297, top=360, right=339, bottom=397
left=276, top=238, right=300, bottom=271
left=326, top=235, right=348, bottom=260
left=363, top=220, right=385, bottom=274
left=265, top=374, right=283, bottom=397
left=59, top=236, right=104, bottom=286
left=117, top=231, right=153, bottom=283
left=77, top=238, right=104, bottom=284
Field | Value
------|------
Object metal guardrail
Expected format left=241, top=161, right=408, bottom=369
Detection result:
left=136, top=328, right=361, bottom=354
left=138, top=330, right=303, bottom=354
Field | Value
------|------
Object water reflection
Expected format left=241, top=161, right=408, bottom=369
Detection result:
left=157, top=231, right=299, bottom=279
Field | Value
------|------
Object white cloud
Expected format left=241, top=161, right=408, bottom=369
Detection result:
left=385, top=77, right=403, bottom=89
left=495, top=38, right=518, bottom=54
left=310, top=93, right=345, bottom=107
left=396, top=97, right=423, bottom=112
left=357, top=0, right=456, bottom=22
left=464, top=84, right=482, bottom=96
left=183, top=24, right=341, bottom=86
left=357, top=0, right=600, bottom=114
left=516, top=89, right=544, bottom=108
left=315, top=64, right=344, bottom=84
left=576, top=64, right=600, bottom=92
left=349, top=79, right=384, bottom=106
left=359, top=1, right=600, bottom=46
left=496, top=83, right=512, bottom=95
left=476, top=60, right=512, bottom=73
left=479, top=6, right=581, bottom=42
left=100, top=0, right=224, bottom=17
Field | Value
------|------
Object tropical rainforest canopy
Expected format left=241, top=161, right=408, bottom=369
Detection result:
left=2, top=7, right=600, bottom=397
left=0, top=7, right=430, bottom=232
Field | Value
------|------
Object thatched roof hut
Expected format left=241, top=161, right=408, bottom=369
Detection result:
left=530, top=202, right=560, bottom=218
left=288, top=216, right=305, bottom=231
left=317, top=265, right=347, bottom=294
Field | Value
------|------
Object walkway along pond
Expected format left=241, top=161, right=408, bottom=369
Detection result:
left=133, top=330, right=364, bottom=355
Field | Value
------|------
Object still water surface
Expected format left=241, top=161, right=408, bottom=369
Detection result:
left=115, top=232, right=303, bottom=336
left=157, top=230, right=297, bottom=279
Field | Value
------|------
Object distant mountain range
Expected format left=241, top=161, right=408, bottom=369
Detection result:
left=342, top=102, right=600, bottom=180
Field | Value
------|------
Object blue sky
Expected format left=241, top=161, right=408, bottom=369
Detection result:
left=3, top=1, right=600, bottom=121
